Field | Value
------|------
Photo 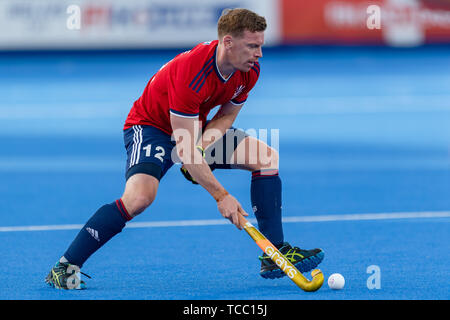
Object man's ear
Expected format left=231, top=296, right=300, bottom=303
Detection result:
left=222, top=35, right=233, bottom=50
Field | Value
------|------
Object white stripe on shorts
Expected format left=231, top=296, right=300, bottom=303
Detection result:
left=136, top=125, right=143, bottom=165
left=130, top=126, right=138, bottom=167
left=130, top=125, right=143, bottom=167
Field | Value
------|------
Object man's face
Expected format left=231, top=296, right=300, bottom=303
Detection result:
left=227, top=30, right=264, bottom=72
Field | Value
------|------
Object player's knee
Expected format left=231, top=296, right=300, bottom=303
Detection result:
left=122, top=174, right=159, bottom=218
left=127, top=195, right=155, bottom=217
left=254, top=146, right=279, bottom=171
left=266, top=147, right=279, bottom=169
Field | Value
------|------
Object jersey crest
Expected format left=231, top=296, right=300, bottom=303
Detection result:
left=232, top=85, right=246, bottom=100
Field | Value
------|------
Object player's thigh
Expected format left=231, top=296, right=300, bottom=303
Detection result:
left=205, top=128, right=278, bottom=171
left=231, top=135, right=279, bottom=171
left=122, top=125, right=175, bottom=215
left=204, top=127, right=247, bottom=170
left=124, top=125, right=175, bottom=180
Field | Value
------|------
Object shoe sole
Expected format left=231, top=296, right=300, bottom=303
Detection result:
left=260, top=250, right=324, bottom=279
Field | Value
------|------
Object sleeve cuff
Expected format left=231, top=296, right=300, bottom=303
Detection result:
left=170, top=108, right=199, bottom=118
left=230, top=98, right=246, bottom=106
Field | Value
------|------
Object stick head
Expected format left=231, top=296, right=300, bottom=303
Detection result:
left=239, top=211, right=324, bottom=292
left=303, top=269, right=325, bottom=292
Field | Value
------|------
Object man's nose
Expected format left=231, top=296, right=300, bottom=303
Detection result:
left=255, top=47, right=263, bottom=58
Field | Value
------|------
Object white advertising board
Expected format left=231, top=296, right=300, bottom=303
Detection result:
left=0, top=0, right=280, bottom=50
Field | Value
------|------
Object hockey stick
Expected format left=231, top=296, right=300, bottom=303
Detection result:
left=238, top=214, right=324, bottom=292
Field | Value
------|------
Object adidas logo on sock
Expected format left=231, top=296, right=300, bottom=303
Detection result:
left=86, top=227, right=100, bottom=242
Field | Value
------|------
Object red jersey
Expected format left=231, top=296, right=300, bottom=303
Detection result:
left=124, top=40, right=260, bottom=135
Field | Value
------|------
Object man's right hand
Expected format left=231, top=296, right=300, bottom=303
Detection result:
left=216, top=194, right=249, bottom=230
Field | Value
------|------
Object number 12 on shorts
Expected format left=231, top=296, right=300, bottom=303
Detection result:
left=143, top=144, right=165, bottom=162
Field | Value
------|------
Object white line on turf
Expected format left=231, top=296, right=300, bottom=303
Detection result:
left=0, top=211, right=449, bottom=232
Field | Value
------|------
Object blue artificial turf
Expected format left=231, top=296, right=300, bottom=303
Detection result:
left=0, top=46, right=448, bottom=300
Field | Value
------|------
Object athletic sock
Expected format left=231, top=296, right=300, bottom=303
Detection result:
left=251, top=169, right=284, bottom=247
left=63, top=199, right=132, bottom=268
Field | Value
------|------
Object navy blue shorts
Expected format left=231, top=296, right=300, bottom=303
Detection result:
left=123, top=124, right=248, bottom=181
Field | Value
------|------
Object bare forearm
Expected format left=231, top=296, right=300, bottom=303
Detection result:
left=170, top=110, right=248, bottom=229
left=200, top=112, right=236, bottom=150
left=182, top=161, right=228, bottom=201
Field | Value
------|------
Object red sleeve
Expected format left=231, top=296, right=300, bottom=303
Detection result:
left=167, top=59, right=203, bottom=118
left=230, top=62, right=260, bottom=105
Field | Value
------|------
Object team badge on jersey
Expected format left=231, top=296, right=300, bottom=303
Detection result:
left=232, top=85, right=246, bottom=100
